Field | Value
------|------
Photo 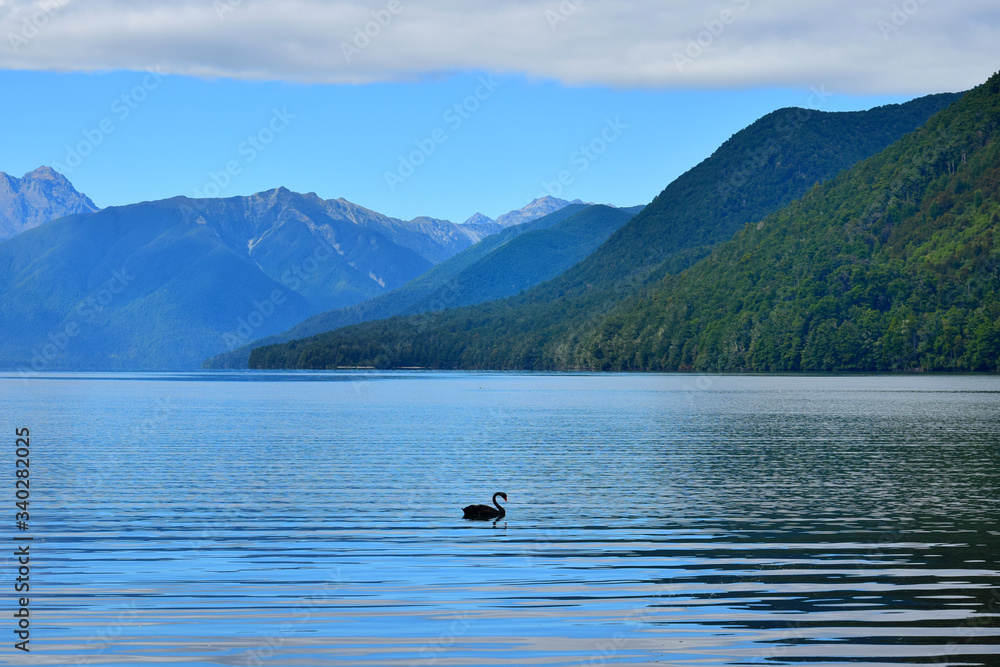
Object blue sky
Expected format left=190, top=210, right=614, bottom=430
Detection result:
left=0, top=69, right=923, bottom=221
left=1, top=1, right=996, bottom=222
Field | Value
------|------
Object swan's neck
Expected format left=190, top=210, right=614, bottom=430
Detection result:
left=492, top=494, right=505, bottom=513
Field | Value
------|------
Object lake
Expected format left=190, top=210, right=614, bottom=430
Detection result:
left=3, top=372, right=999, bottom=666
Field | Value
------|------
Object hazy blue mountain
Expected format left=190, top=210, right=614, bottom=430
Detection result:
left=0, top=166, right=98, bottom=241
left=413, top=204, right=645, bottom=311
left=463, top=212, right=496, bottom=227
left=205, top=203, right=643, bottom=368
left=325, top=195, right=578, bottom=262
left=0, top=188, right=435, bottom=370
left=321, top=199, right=489, bottom=265
left=0, top=181, right=605, bottom=370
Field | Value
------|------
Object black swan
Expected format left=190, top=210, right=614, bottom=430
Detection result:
left=463, top=492, right=507, bottom=520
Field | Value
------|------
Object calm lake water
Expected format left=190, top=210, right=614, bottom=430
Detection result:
left=2, top=372, right=999, bottom=666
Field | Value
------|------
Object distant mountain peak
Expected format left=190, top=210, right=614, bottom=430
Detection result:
left=254, top=185, right=295, bottom=202
left=496, top=196, right=581, bottom=228
left=533, top=195, right=570, bottom=205
left=0, top=166, right=99, bottom=242
left=26, top=165, right=63, bottom=181
left=463, top=212, right=495, bottom=226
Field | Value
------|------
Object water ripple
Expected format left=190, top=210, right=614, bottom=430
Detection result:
left=2, top=373, right=999, bottom=666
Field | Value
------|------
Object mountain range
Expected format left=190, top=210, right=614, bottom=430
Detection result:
left=205, top=202, right=643, bottom=368
left=1, top=80, right=986, bottom=374
left=247, top=85, right=989, bottom=371
left=0, top=166, right=99, bottom=241
left=0, top=185, right=584, bottom=370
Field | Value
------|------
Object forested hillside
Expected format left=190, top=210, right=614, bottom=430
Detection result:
left=581, top=77, right=1000, bottom=371
left=249, top=88, right=989, bottom=371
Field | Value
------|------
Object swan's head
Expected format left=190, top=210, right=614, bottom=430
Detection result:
left=496, top=492, right=508, bottom=502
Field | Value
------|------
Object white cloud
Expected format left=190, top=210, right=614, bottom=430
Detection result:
left=1, top=0, right=997, bottom=93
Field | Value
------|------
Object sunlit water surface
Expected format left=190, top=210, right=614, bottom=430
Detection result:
left=2, top=372, right=999, bottom=666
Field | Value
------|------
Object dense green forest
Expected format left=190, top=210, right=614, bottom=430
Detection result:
left=248, top=83, right=998, bottom=372
left=581, top=77, right=1000, bottom=372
